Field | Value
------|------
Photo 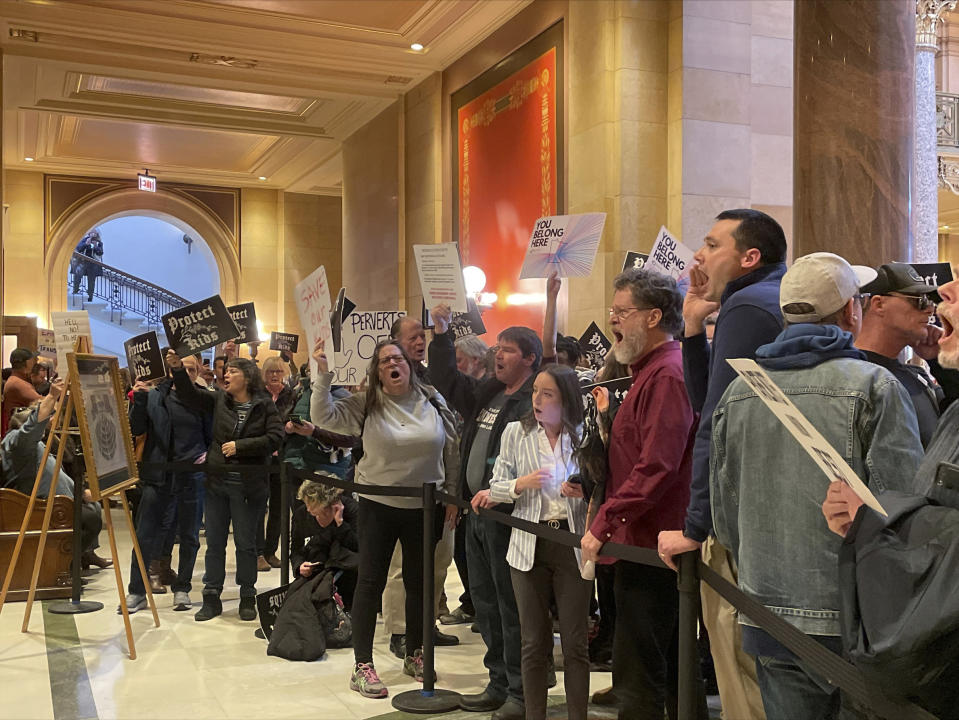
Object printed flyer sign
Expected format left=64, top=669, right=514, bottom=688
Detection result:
left=227, top=302, right=258, bottom=344
left=727, top=358, right=886, bottom=516
left=519, top=213, right=607, bottom=279
left=161, top=295, right=239, bottom=356
left=38, top=328, right=57, bottom=366
left=295, top=265, right=335, bottom=375
left=622, top=252, right=649, bottom=273
left=334, top=307, right=406, bottom=386
left=578, top=321, right=611, bottom=369
left=124, top=331, right=165, bottom=382
left=413, top=243, right=469, bottom=313
left=645, top=226, right=695, bottom=282
left=269, top=332, right=299, bottom=353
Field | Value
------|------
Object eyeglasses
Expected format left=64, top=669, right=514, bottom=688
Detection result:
left=378, top=355, right=406, bottom=366
left=887, top=293, right=936, bottom=311
left=608, top=306, right=652, bottom=320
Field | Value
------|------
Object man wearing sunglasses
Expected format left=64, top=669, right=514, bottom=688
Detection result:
left=855, top=262, right=959, bottom=447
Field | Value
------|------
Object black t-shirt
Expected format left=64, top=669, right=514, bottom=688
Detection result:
left=466, top=390, right=507, bottom=494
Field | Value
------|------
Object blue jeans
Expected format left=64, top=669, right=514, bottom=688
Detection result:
left=129, top=472, right=201, bottom=595
left=754, top=640, right=866, bottom=720
left=202, top=479, right=267, bottom=599
left=465, top=512, right=524, bottom=703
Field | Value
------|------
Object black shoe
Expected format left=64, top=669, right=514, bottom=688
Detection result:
left=589, top=659, right=613, bottom=672
left=439, top=606, right=474, bottom=625
left=433, top=625, right=459, bottom=646
left=194, top=595, right=222, bottom=622
left=389, top=633, right=406, bottom=659
left=238, top=596, right=256, bottom=621
left=592, top=686, right=618, bottom=706
left=459, top=690, right=506, bottom=712
left=491, top=699, right=525, bottom=719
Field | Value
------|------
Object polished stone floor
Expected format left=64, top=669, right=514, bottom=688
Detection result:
left=0, top=507, right=640, bottom=720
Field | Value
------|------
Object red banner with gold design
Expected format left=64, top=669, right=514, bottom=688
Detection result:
left=456, top=46, right=558, bottom=339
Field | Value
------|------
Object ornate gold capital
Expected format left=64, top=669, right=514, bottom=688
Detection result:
left=918, top=0, right=958, bottom=49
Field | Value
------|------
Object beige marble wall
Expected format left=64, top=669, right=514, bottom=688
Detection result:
left=341, top=101, right=402, bottom=310
left=2, top=170, right=46, bottom=318
left=239, top=188, right=281, bottom=338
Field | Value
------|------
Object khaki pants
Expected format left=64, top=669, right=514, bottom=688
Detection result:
left=383, top=523, right=455, bottom=634
left=701, top=537, right=767, bottom=720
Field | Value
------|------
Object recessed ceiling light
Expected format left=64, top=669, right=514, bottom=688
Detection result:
left=942, top=225, right=950, bottom=230
left=410, top=42, right=424, bottom=52
left=24, top=157, right=34, bottom=162
left=258, top=176, right=267, bottom=181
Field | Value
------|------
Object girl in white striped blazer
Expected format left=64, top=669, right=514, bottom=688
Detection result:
left=487, top=364, right=591, bottom=720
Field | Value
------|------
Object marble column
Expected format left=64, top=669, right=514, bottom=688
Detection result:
left=794, top=0, right=915, bottom=264
left=916, top=0, right=956, bottom=263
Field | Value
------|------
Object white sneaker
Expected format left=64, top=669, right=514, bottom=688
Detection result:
left=173, top=591, right=192, bottom=611
left=117, top=593, right=147, bottom=614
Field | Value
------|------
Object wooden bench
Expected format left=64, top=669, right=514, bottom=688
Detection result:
left=0, top=488, right=74, bottom=601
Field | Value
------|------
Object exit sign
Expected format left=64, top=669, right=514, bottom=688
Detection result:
left=138, top=173, right=156, bottom=192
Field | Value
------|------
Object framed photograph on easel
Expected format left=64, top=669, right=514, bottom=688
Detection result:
left=67, top=354, right=138, bottom=501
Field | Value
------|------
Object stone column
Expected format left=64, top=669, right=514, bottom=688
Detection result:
left=794, top=0, right=915, bottom=264
left=916, top=0, right=956, bottom=263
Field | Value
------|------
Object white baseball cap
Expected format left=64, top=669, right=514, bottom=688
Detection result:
left=780, top=252, right=878, bottom=324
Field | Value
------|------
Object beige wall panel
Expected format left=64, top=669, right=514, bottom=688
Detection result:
left=683, top=68, right=751, bottom=125
left=682, top=120, right=751, bottom=198
left=683, top=15, right=751, bottom=74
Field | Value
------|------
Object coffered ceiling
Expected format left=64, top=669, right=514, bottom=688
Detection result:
left=1, top=0, right=530, bottom=194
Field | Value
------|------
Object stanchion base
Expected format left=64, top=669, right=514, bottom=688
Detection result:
left=48, top=600, right=104, bottom=614
left=392, top=688, right=462, bottom=714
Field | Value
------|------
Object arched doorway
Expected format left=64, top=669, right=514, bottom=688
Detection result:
left=47, top=187, right=240, bottom=319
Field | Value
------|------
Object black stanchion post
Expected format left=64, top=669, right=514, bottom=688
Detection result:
left=391, top=483, right=461, bottom=714
left=48, top=490, right=103, bottom=615
left=279, top=457, right=289, bottom=587
left=676, top=551, right=699, bottom=720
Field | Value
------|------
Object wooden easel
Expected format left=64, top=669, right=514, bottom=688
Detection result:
left=0, top=339, right=158, bottom=659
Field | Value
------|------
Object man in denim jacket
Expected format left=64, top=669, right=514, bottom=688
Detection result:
left=710, top=253, right=925, bottom=719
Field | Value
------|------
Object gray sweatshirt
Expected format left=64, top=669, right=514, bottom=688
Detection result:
left=310, top=373, right=447, bottom=509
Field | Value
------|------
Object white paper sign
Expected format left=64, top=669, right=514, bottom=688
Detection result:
left=645, top=226, right=695, bottom=281
left=333, top=309, right=406, bottom=386
left=519, top=213, right=607, bottom=279
left=51, top=311, right=92, bottom=378
left=294, top=266, right=335, bottom=376
left=413, top=243, right=468, bottom=313
left=727, top=358, right=886, bottom=516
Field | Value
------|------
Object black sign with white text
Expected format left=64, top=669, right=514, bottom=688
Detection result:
left=581, top=376, right=632, bottom=405
left=227, top=302, right=258, bottom=344
left=422, top=297, right=487, bottom=339
left=622, top=252, right=649, bottom=273
left=578, top=321, right=611, bottom=369
left=911, top=262, right=954, bottom=289
left=269, top=332, right=299, bottom=353
left=124, top=331, right=165, bottom=382
left=162, top=295, right=239, bottom=356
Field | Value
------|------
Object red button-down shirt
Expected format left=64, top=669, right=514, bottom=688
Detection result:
left=590, top=340, right=697, bottom=551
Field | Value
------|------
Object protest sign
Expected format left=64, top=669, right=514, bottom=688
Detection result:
left=161, top=294, right=239, bottom=356
left=124, top=331, right=165, bottom=382
left=227, top=302, right=258, bottom=344
left=519, top=213, right=607, bottom=279
left=578, top=321, right=611, bottom=369
left=645, top=226, right=695, bottom=282
left=422, top=297, right=487, bottom=339
left=581, top=376, right=632, bottom=405
left=38, top=328, right=57, bottom=366
left=269, top=332, right=299, bottom=353
left=911, top=262, right=954, bottom=289
left=334, top=308, right=406, bottom=386
left=413, top=243, right=469, bottom=313
left=294, top=266, right=335, bottom=375
left=622, top=252, right=649, bottom=273
left=255, top=584, right=289, bottom=641
left=51, top=311, right=92, bottom=378
left=727, top=358, right=886, bottom=516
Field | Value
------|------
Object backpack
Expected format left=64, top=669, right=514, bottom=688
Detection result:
left=839, top=476, right=959, bottom=718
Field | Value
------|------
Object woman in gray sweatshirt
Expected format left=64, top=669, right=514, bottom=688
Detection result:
left=310, top=338, right=459, bottom=699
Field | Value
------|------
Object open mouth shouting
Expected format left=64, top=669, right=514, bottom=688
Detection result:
left=939, top=307, right=955, bottom=346
left=390, top=369, right=401, bottom=380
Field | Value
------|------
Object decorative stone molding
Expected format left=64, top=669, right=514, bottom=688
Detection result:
left=938, top=154, right=959, bottom=193
left=917, top=0, right=957, bottom=49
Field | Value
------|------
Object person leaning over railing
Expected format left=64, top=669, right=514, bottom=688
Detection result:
left=309, top=337, right=459, bottom=700
left=166, top=349, right=283, bottom=623
left=486, top=364, right=591, bottom=720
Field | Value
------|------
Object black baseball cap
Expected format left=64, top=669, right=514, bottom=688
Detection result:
left=859, top=262, right=938, bottom=296
left=9, top=347, right=38, bottom=367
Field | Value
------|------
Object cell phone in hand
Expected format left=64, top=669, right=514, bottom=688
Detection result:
left=289, top=415, right=303, bottom=425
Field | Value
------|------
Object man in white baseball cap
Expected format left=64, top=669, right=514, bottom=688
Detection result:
left=707, top=251, right=924, bottom=718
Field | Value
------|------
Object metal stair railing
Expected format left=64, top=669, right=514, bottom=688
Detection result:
left=68, top=252, right=189, bottom=331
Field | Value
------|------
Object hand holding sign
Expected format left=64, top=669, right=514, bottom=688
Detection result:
left=165, top=349, right=182, bottom=370
left=431, top=304, right=453, bottom=335
left=312, top=339, right=330, bottom=374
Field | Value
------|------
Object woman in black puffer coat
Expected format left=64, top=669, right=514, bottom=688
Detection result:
left=168, top=350, right=283, bottom=622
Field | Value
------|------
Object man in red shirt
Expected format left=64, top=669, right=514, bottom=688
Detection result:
left=2, top=348, right=41, bottom=437
left=581, top=268, right=707, bottom=720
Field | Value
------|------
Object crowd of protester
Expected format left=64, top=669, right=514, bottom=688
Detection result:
left=5, top=206, right=959, bottom=719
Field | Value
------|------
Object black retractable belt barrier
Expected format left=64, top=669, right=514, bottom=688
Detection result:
left=279, top=452, right=289, bottom=586
left=140, top=460, right=937, bottom=720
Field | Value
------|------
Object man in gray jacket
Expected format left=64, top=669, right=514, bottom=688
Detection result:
left=710, top=253, right=925, bottom=719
